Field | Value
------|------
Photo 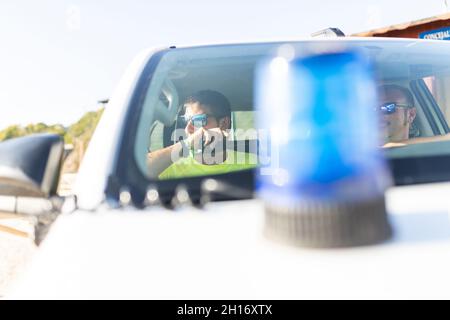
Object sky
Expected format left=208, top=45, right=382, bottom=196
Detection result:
left=0, top=0, right=448, bottom=129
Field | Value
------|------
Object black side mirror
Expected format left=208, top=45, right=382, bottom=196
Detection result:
left=0, top=133, right=64, bottom=199
left=0, top=134, right=64, bottom=244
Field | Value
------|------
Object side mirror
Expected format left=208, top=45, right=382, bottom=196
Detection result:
left=0, top=134, right=64, bottom=244
left=0, top=134, right=64, bottom=214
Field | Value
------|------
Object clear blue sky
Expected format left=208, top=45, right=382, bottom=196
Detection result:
left=0, top=0, right=447, bottom=129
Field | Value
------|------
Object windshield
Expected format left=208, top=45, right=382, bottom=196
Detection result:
left=134, top=39, right=450, bottom=182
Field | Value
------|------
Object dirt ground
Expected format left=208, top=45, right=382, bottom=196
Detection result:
left=0, top=213, right=37, bottom=297
left=0, top=173, right=76, bottom=297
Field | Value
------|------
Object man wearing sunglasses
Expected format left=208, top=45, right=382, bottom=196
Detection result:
left=377, top=84, right=417, bottom=144
left=147, top=90, right=257, bottom=179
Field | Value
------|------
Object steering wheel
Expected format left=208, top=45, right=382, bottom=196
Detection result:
left=153, top=78, right=180, bottom=126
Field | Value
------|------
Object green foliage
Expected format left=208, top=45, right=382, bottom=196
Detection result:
left=0, top=125, right=27, bottom=141
left=0, top=108, right=104, bottom=146
left=64, top=108, right=104, bottom=145
left=0, top=108, right=105, bottom=173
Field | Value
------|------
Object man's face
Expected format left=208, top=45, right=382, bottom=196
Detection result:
left=184, top=102, right=220, bottom=136
left=379, top=89, right=416, bottom=143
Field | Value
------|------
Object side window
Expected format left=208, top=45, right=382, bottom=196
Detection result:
left=148, top=121, right=164, bottom=152
left=424, top=75, right=450, bottom=127
left=231, top=111, right=257, bottom=140
left=411, top=76, right=448, bottom=137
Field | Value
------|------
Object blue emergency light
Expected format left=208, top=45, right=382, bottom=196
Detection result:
left=256, top=48, right=392, bottom=248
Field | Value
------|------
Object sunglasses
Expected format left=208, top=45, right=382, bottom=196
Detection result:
left=375, top=102, right=412, bottom=115
left=182, top=113, right=211, bottom=128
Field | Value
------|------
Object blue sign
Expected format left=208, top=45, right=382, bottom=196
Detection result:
left=420, top=26, right=450, bottom=40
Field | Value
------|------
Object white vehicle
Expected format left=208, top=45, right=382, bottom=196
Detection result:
left=3, top=37, right=450, bottom=299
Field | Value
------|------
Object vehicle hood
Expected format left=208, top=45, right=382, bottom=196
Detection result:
left=8, top=181, right=450, bottom=299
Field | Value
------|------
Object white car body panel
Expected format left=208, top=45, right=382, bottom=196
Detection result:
left=74, top=48, right=164, bottom=210
left=10, top=182, right=450, bottom=299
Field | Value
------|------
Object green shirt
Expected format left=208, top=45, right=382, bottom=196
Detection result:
left=159, top=150, right=258, bottom=180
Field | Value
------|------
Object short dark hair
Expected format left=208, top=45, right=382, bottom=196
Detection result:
left=378, top=84, right=415, bottom=108
left=184, top=90, right=231, bottom=120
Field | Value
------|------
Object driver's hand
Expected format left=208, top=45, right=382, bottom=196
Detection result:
left=185, top=128, right=229, bottom=165
left=186, top=127, right=229, bottom=150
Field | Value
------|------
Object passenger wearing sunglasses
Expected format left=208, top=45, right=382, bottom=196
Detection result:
left=147, top=90, right=257, bottom=179
left=377, top=84, right=417, bottom=144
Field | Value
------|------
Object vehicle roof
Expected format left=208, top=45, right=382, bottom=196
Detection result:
left=146, top=36, right=450, bottom=52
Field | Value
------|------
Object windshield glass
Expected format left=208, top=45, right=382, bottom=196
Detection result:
left=134, top=39, right=450, bottom=181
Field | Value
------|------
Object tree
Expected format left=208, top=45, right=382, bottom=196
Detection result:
left=0, top=125, right=26, bottom=141
left=0, top=107, right=105, bottom=173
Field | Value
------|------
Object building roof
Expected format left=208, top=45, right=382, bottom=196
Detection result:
left=352, top=12, right=450, bottom=37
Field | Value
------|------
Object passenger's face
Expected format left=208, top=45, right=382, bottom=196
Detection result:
left=184, top=103, right=219, bottom=136
left=379, top=90, right=416, bottom=143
